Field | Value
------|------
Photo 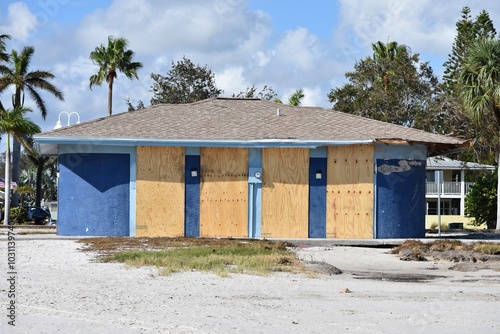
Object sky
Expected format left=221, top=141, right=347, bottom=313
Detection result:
left=1, top=0, right=500, bottom=136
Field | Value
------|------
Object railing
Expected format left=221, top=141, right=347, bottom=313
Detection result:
left=426, top=182, right=475, bottom=196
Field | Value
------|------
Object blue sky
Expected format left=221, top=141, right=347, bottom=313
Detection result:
left=1, top=0, right=500, bottom=136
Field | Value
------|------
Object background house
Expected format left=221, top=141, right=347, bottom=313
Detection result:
left=425, top=156, right=495, bottom=229
left=34, top=98, right=470, bottom=239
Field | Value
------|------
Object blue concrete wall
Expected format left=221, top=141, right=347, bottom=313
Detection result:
left=185, top=154, right=200, bottom=237
left=308, top=157, right=327, bottom=238
left=58, top=153, right=130, bottom=236
left=376, top=158, right=426, bottom=238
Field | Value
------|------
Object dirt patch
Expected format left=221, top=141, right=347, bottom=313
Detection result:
left=392, top=240, right=500, bottom=271
left=350, top=271, right=447, bottom=282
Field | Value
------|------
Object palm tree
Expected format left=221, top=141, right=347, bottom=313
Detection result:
left=0, top=106, right=40, bottom=225
left=89, top=36, right=143, bottom=116
left=24, top=136, right=54, bottom=207
left=274, top=89, right=305, bottom=106
left=287, top=89, right=305, bottom=106
left=0, top=34, right=9, bottom=63
left=14, top=184, right=35, bottom=208
left=0, top=45, right=64, bottom=207
left=371, top=40, right=410, bottom=91
left=459, top=39, right=500, bottom=230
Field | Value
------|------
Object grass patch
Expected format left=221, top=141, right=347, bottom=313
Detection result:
left=473, top=243, right=500, bottom=255
left=87, top=238, right=304, bottom=276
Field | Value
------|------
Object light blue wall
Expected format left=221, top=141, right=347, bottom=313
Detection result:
left=248, top=148, right=262, bottom=238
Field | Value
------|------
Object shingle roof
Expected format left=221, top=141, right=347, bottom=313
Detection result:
left=426, top=156, right=495, bottom=170
left=35, top=98, right=470, bottom=155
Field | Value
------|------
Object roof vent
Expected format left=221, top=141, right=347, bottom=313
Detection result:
left=276, top=108, right=281, bottom=116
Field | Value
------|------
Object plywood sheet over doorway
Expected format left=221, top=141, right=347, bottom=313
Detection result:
left=136, top=146, right=185, bottom=237
left=326, top=145, right=374, bottom=239
left=200, top=148, right=248, bottom=237
left=261, top=148, right=309, bottom=238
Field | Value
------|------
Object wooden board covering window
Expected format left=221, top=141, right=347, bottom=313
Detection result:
left=200, top=148, right=248, bottom=237
left=261, top=148, right=309, bottom=238
left=326, top=145, right=374, bottom=239
left=136, top=146, right=185, bottom=237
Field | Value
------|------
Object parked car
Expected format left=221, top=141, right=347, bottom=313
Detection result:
left=24, top=206, right=51, bottom=225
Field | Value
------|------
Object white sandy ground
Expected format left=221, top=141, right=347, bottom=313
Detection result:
left=1, top=239, right=500, bottom=334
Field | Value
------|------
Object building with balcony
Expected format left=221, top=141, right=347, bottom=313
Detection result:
left=426, top=156, right=495, bottom=229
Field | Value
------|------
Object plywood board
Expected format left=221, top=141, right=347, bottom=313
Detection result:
left=261, top=148, right=309, bottom=238
left=326, top=145, right=374, bottom=239
left=136, top=146, right=185, bottom=237
left=200, top=148, right=248, bottom=237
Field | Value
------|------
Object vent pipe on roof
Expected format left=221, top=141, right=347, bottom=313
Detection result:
left=276, top=108, right=280, bottom=116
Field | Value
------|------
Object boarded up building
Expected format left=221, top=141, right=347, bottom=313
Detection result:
left=35, top=98, right=470, bottom=239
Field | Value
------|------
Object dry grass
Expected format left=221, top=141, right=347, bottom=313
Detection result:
left=392, top=240, right=500, bottom=262
left=78, top=237, right=304, bottom=276
left=473, top=243, right=500, bottom=255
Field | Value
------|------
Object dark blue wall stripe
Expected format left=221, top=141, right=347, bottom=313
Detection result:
left=376, top=159, right=426, bottom=238
left=58, top=153, right=130, bottom=236
left=185, top=154, right=201, bottom=237
left=308, top=157, right=327, bottom=238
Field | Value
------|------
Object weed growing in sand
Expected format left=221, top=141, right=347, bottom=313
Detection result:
left=104, top=241, right=303, bottom=276
left=473, top=243, right=500, bottom=255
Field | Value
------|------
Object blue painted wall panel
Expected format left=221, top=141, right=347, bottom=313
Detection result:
left=248, top=148, right=262, bottom=238
left=58, top=153, right=130, bottom=236
left=376, top=159, right=426, bottom=238
left=308, top=157, right=327, bottom=238
left=185, top=154, right=201, bottom=237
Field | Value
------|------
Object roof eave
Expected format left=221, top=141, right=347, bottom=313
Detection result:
left=33, top=136, right=377, bottom=155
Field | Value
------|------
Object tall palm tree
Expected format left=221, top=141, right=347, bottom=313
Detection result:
left=89, top=36, right=143, bottom=116
left=0, top=45, right=64, bottom=207
left=0, top=106, right=40, bottom=225
left=459, top=39, right=500, bottom=230
left=371, top=40, right=410, bottom=91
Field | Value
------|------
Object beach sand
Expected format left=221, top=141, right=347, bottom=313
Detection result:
left=1, top=239, right=499, bottom=333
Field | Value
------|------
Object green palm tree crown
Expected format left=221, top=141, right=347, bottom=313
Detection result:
left=0, top=46, right=64, bottom=118
left=371, top=41, right=410, bottom=91
left=0, top=34, right=10, bottom=63
left=459, top=39, right=500, bottom=124
left=89, top=36, right=143, bottom=116
left=287, top=89, right=305, bottom=106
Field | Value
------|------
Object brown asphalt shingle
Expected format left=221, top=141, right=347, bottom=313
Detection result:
left=35, top=98, right=469, bottom=154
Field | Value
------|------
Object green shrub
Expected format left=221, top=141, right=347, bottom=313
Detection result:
left=9, top=206, right=28, bottom=225
left=465, top=170, right=497, bottom=229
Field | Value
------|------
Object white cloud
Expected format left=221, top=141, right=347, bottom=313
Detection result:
left=216, top=66, right=247, bottom=96
left=2, top=0, right=500, bottom=139
left=0, top=2, right=37, bottom=40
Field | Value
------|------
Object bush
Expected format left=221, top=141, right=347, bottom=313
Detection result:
left=429, top=222, right=448, bottom=230
left=8, top=206, right=28, bottom=225
left=465, top=170, right=497, bottom=229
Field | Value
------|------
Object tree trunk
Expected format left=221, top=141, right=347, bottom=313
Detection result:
left=108, top=78, right=113, bottom=116
left=4, top=135, right=11, bottom=226
left=35, top=159, right=44, bottom=208
left=497, top=160, right=500, bottom=229
left=11, top=137, right=20, bottom=207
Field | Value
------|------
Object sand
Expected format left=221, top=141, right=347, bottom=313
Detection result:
left=1, top=238, right=499, bottom=333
